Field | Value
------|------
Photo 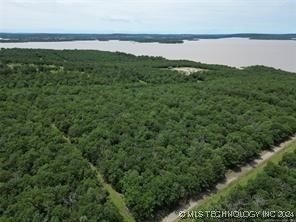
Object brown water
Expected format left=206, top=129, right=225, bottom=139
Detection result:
left=1, top=38, right=295, bottom=72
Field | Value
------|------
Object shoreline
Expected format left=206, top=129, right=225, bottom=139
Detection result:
left=1, top=39, right=295, bottom=73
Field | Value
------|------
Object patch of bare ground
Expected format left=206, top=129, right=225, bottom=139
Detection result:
left=170, top=67, right=208, bottom=75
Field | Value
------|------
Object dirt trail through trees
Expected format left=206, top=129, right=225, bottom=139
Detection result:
left=162, top=135, right=296, bottom=222
left=50, top=124, right=135, bottom=222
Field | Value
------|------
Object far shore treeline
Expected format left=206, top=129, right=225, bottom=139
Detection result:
left=1, top=33, right=296, bottom=43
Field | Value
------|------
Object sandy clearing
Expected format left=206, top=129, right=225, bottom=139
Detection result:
left=170, top=67, right=207, bottom=75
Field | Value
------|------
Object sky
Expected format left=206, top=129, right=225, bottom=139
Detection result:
left=0, top=0, right=295, bottom=34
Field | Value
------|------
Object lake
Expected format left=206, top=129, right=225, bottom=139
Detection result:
left=1, top=38, right=295, bottom=72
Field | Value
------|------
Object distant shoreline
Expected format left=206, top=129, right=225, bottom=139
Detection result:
left=1, top=38, right=295, bottom=72
left=1, top=33, right=296, bottom=44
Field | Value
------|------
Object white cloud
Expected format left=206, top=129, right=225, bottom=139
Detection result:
left=0, top=0, right=295, bottom=33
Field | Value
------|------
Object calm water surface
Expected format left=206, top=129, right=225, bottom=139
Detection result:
left=1, top=38, right=295, bottom=72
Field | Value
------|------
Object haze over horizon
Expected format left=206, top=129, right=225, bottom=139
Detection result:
left=1, top=0, right=295, bottom=34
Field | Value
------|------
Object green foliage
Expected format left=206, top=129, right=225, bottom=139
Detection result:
left=196, top=149, right=296, bottom=222
left=1, top=49, right=296, bottom=221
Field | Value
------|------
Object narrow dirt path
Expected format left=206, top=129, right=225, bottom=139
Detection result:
left=89, top=164, right=136, bottom=222
left=50, top=124, right=135, bottom=222
left=162, top=135, right=296, bottom=222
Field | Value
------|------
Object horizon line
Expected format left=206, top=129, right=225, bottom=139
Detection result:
left=1, top=32, right=296, bottom=35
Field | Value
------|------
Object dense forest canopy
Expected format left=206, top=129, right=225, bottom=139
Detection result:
left=193, top=147, right=296, bottom=222
left=1, top=48, right=296, bottom=221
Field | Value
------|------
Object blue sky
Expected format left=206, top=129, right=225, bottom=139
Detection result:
left=0, top=0, right=295, bottom=34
